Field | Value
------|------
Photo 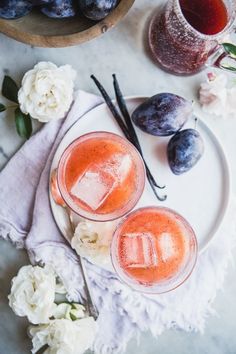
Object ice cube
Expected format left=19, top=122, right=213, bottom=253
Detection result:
left=104, top=154, right=132, bottom=183
left=159, top=233, right=175, bottom=262
left=122, top=232, right=158, bottom=268
left=115, top=154, right=132, bottom=182
left=70, top=154, right=132, bottom=211
left=70, top=165, right=116, bottom=210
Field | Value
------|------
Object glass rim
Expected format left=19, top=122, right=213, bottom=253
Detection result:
left=57, top=131, right=146, bottom=222
left=111, top=206, right=198, bottom=294
left=175, top=0, right=236, bottom=40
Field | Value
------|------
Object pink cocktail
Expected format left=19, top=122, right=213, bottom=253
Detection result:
left=56, top=132, right=145, bottom=222
left=111, top=207, right=198, bottom=293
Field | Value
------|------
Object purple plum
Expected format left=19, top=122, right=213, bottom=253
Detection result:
left=79, top=0, right=118, bottom=21
left=31, top=0, right=53, bottom=5
left=132, top=93, right=193, bottom=137
left=41, top=0, right=77, bottom=18
left=0, top=0, right=32, bottom=19
left=167, top=128, right=204, bottom=175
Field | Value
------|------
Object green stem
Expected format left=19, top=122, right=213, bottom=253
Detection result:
left=7, top=104, right=18, bottom=109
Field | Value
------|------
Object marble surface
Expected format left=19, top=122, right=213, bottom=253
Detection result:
left=0, top=0, right=236, bottom=353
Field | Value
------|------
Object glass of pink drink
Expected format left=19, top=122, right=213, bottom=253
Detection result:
left=111, top=207, right=197, bottom=293
left=148, top=0, right=236, bottom=75
left=56, top=132, right=145, bottom=222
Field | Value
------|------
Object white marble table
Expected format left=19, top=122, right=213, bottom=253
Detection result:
left=0, top=1, right=236, bottom=353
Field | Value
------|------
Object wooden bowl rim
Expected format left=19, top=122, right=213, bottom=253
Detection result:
left=0, top=0, right=135, bottom=48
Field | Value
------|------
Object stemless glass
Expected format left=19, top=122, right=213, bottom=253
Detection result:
left=148, top=0, right=236, bottom=75
left=111, top=207, right=198, bottom=294
left=52, top=132, right=146, bottom=222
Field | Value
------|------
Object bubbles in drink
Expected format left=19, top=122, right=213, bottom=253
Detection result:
left=122, top=232, right=158, bottom=269
left=159, top=233, right=176, bottom=263
left=105, top=153, right=132, bottom=183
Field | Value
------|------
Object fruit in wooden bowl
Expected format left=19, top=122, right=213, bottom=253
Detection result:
left=0, top=0, right=134, bottom=47
left=40, top=1, right=78, bottom=18
left=80, top=0, right=118, bottom=20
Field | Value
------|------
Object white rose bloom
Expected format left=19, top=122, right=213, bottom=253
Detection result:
left=71, top=219, right=118, bottom=265
left=8, top=265, right=56, bottom=324
left=29, top=317, right=96, bottom=354
left=18, top=62, right=76, bottom=123
left=199, top=73, right=228, bottom=116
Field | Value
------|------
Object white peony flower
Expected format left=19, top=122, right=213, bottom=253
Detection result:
left=199, top=73, right=228, bottom=116
left=29, top=317, right=96, bottom=354
left=18, top=62, right=76, bottom=123
left=71, top=219, right=118, bottom=265
left=8, top=265, right=56, bottom=324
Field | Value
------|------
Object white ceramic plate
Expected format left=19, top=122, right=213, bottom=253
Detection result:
left=50, top=97, right=230, bottom=267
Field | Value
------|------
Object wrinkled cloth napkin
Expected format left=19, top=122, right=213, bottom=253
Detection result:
left=0, top=90, right=235, bottom=354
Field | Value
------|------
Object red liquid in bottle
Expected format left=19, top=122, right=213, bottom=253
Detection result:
left=149, top=0, right=229, bottom=75
left=180, top=0, right=228, bottom=35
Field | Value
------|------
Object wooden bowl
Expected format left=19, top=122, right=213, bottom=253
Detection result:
left=0, top=0, right=135, bottom=48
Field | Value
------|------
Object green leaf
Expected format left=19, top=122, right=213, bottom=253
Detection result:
left=222, top=43, right=236, bottom=59
left=0, top=103, right=6, bottom=112
left=15, top=108, right=32, bottom=139
left=71, top=303, right=77, bottom=310
left=2, top=76, right=19, bottom=103
left=70, top=312, right=77, bottom=321
left=220, top=64, right=236, bottom=72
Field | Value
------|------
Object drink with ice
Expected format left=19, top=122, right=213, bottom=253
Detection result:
left=57, top=132, right=145, bottom=222
left=71, top=164, right=117, bottom=211
left=111, top=207, right=198, bottom=293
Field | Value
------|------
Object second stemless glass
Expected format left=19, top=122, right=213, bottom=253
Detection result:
left=111, top=207, right=198, bottom=294
left=148, top=0, right=236, bottom=75
left=56, top=132, right=146, bottom=222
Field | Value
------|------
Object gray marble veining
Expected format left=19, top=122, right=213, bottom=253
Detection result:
left=0, top=0, right=236, bottom=353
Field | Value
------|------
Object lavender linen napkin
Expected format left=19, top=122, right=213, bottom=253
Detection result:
left=0, top=90, right=235, bottom=354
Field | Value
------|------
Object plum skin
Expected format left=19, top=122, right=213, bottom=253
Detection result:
left=79, top=0, right=118, bottom=21
left=31, top=0, right=53, bottom=6
left=0, top=0, right=33, bottom=19
left=41, top=0, right=77, bottom=18
left=132, top=93, right=193, bottom=137
left=167, top=129, right=204, bottom=175
left=31, top=0, right=53, bottom=5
